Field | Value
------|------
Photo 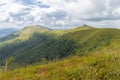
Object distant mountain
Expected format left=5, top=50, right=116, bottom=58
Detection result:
left=0, top=25, right=119, bottom=66
left=75, top=25, right=94, bottom=30
left=23, top=25, right=51, bottom=30
left=0, top=28, right=18, bottom=38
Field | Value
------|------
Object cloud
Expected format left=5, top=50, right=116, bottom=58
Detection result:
left=0, top=0, right=120, bottom=29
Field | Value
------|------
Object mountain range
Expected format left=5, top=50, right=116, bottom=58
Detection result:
left=0, top=25, right=119, bottom=80
left=0, top=25, right=119, bottom=65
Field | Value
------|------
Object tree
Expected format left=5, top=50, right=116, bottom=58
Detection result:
left=4, top=56, right=15, bottom=72
left=41, top=58, right=47, bottom=64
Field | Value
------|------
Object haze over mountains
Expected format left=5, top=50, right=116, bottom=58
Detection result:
left=0, top=28, right=18, bottom=38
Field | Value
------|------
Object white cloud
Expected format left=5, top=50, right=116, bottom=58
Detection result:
left=0, top=0, right=120, bottom=29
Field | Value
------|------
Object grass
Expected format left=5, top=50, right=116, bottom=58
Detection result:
left=0, top=49, right=120, bottom=80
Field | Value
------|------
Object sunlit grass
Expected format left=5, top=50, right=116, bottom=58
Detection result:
left=0, top=49, right=120, bottom=80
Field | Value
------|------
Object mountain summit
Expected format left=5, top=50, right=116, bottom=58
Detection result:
left=23, top=25, right=50, bottom=30
left=74, top=25, right=94, bottom=30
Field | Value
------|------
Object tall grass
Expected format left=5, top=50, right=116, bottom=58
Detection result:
left=0, top=49, right=120, bottom=80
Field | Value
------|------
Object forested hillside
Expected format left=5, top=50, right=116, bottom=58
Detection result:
left=0, top=25, right=120, bottom=66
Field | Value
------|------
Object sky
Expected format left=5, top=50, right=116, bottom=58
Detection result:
left=0, top=0, right=120, bottom=29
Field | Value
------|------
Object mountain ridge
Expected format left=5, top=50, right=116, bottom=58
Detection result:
left=0, top=25, right=119, bottom=66
left=23, top=25, right=51, bottom=30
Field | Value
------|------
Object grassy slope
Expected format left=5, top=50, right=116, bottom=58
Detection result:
left=61, top=28, right=120, bottom=55
left=0, top=26, right=50, bottom=45
left=0, top=49, right=120, bottom=80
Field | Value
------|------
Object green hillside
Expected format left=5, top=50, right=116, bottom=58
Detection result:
left=0, top=25, right=120, bottom=66
left=0, top=49, right=120, bottom=80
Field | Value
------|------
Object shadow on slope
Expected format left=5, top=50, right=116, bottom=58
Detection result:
left=0, top=33, right=78, bottom=66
